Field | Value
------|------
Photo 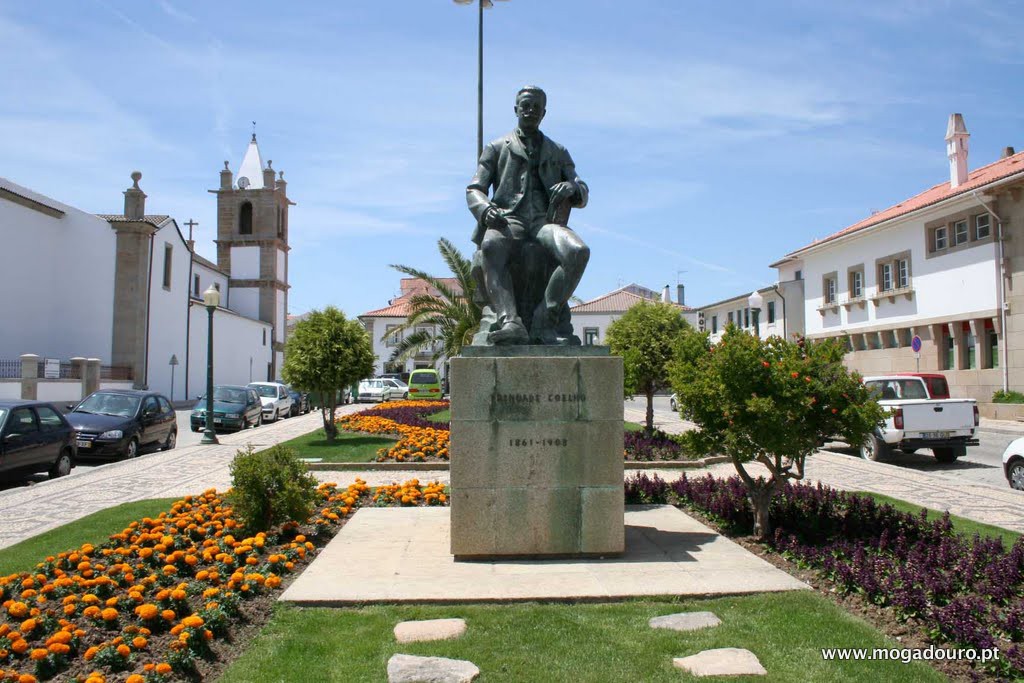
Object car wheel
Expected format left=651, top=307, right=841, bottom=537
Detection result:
left=125, top=437, right=139, bottom=459
left=933, top=447, right=960, bottom=464
left=670, top=397, right=677, bottom=411
left=860, top=434, right=889, bottom=461
left=1009, top=461, right=1024, bottom=491
left=163, top=430, right=177, bottom=451
left=49, top=449, right=73, bottom=479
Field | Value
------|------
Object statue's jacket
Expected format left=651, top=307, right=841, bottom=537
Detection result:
left=467, top=130, right=589, bottom=243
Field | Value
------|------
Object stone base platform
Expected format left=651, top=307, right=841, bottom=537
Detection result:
left=279, top=505, right=808, bottom=605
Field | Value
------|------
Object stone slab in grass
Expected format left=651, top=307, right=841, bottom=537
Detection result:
left=387, top=654, right=480, bottom=683
left=394, top=618, right=467, bottom=643
left=673, top=648, right=767, bottom=677
left=280, top=505, right=808, bottom=604
left=648, top=611, right=721, bottom=632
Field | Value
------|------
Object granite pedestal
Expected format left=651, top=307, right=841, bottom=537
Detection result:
left=450, top=346, right=624, bottom=559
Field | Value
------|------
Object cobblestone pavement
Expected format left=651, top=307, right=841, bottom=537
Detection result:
left=2, top=402, right=1021, bottom=551
left=624, top=405, right=1024, bottom=533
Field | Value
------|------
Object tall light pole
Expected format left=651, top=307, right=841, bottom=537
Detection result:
left=454, top=0, right=508, bottom=161
left=748, top=290, right=764, bottom=339
left=201, top=285, right=220, bottom=445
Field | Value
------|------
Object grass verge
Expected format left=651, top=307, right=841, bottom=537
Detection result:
left=275, top=429, right=398, bottom=463
left=855, top=491, right=1021, bottom=547
left=425, top=409, right=450, bottom=423
left=218, top=592, right=942, bottom=683
left=0, top=498, right=176, bottom=576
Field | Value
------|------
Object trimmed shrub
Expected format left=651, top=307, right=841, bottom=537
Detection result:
left=992, top=390, right=1024, bottom=404
left=228, top=445, right=320, bottom=532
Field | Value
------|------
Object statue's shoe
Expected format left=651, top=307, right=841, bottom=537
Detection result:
left=487, top=320, right=529, bottom=345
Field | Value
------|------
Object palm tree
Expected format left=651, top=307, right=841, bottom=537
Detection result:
left=386, top=238, right=482, bottom=364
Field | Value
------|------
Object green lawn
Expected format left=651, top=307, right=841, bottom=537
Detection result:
left=275, top=430, right=399, bottom=463
left=0, top=498, right=176, bottom=577
left=218, top=592, right=941, bottom=683
left=625, top=421, right=644, bottom=432
left=425, top=409, right=450, bottom=424
left=856, top=491, right=1021, bottom=547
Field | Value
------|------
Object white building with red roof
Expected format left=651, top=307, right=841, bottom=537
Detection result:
left=570, top=284, right=695, bottom=346
left=772, top=113, right=1024, bottom=405
left=358, top=278, right=462, bottom=379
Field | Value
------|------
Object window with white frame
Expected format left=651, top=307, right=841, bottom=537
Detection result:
left=823, top=275, right=837, bottom=304
left=953, top=219, right=968, bottom=246
left=896, top=258, right=909, bottom=288
left=848, top=268, right=864, bottom=299
left=385, top=324, right=400, bottom=347
left=934, top=225, right=948, bottom=251
left=976, top=214, right=991, bottom=240
left=584, top=327, right=599, bottom=345
left=880, top=263, right=893, bottom=291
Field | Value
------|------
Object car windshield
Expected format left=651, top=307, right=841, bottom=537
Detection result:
left=77, top=393, right=141, bottom=418
left=251, top=385, right=278, bottom=397
left=389, top=379, right=408, bottom=387
left=213, top=387, right=247, bottom=403
left=865, top=380, right=929, bottom=400
left=410, top=373, right=437, bottom=385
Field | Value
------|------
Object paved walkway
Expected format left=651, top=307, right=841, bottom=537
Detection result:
left=1, top=403, right=1021, bottom=551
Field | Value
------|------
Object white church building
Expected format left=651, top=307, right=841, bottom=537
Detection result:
left=0, top=134, right=291, bottom=402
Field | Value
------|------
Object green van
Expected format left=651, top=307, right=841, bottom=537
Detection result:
left=408, top=369, right=442, bottom=400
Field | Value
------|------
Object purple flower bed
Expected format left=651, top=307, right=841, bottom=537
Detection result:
left=359, top=401, right=451, bottom=431
left=624, top=429, right=694, bottom=461
left=625, top=472, right=1024, bottom=678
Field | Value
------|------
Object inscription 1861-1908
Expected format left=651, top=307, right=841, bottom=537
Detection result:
left=493, top=392, right=586, bottom=404
left=508, top=437, right=568, bottom=448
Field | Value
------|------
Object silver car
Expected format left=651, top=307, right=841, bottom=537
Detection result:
left=1001, top=438, right=1024, bottom=491
left=357, top=379, right=403, bottom=403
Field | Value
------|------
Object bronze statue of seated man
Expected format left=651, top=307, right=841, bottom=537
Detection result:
left=467, top=85, right=590, bottom=346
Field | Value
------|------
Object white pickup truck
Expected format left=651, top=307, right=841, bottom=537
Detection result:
left=861, top=375, right=979, bottom=463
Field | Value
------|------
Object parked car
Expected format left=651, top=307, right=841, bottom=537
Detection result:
left=860, top=375, right=979, bottom=462
left=247, top=382, right=294, bottom=422
left=1001, top=439, right=1024, bottom=491
left=0, top=400, right=76, bottom=479
left=66, top=390, right=177, bottom=459
left=382, top=378, right=409, bottom=400
left=407, top=369, right=442, bottom=400
left=190, top=385, right=263, bottom=432
left=357, top=379, right=404, bottom=403
left=285, top=385, right=310, bottom=417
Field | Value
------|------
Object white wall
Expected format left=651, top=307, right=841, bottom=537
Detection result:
left=276, top=248, right=286, bottom=282
left=231, top=246, right=260, bottom=279
left=0, top=181, right=116, bottom=361
left=275, top=291, right=286, bottom=343
left=36, top=381, right=84, bottom=403
left=187, top=302, right=273, bottom=400
left=191, top=261, right=229, bottom=302
left=801, top=199, right=999, bottom=337
left=0, top=383, right=20, bottom=400
left=702, top=290, right=788, bottom=342
left=99, top=381, right=134, bottom=391
left=145, top=222, right=190, bottom=399
left=231, top=288, right=260, bottom=321
left=571, top=312, right=617, bottom=346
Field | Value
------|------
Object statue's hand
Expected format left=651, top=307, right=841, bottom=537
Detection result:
left=484, top=207, right=509, bottom=230
left=549, top=182, right=577, bottom=204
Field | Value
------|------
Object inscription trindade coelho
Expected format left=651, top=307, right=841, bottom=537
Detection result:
left=493, top=392, right=586, bottom=403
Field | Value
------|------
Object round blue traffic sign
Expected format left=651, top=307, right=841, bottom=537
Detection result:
left=911, top=335, right=922, bottom=353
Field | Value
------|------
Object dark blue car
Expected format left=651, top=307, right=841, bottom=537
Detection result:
left=0, top=400, right=76, bottom=479
left=66, top=390, right=176, bottom=459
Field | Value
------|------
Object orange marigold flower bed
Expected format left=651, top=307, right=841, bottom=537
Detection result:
left=0, top=476, right=448, bottom=681
left=336, top=401, right=450, bottom=462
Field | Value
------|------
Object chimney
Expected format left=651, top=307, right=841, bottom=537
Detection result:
left=1002, top=146, right=1017, bottom=159
left=662, top=285, right=671, bottom=303
left=945, top=113, right=970, bottom=189
left=123, top=171, right=146, bottom=219
left=220, top=160, right=233, bottom=190
left=263, top=160, right=276, bottom=190
left=677, top=284, right=685, bottom=307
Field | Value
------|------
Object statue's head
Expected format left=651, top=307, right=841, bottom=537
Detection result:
left=514, top=86, right=546, bottom=133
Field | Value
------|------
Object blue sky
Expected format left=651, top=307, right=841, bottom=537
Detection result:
left=3, top=0, right=1023, bottom=316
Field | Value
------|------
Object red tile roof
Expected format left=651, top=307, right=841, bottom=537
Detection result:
left=361, top=278, right=463, bottom=318
left=571, top=286, right=692, bottom=313
left=787, top=150, right=1024, bottom=257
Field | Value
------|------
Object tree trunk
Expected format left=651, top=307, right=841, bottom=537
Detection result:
left=748, top=486, right=773, bottom=540
left=646, top=386, right=655, bottom=433
left=322, top=404, right=338, bottom=442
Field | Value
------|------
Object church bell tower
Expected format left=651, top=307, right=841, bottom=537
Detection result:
left=210, top=133, right=294, bottom=380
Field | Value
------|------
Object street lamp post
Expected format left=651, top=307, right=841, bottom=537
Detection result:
left=453, top=0, right=508, bottom=161
left=201, top=285, right=220, bottom=445
left=748, top=290, right=764, bottom=338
